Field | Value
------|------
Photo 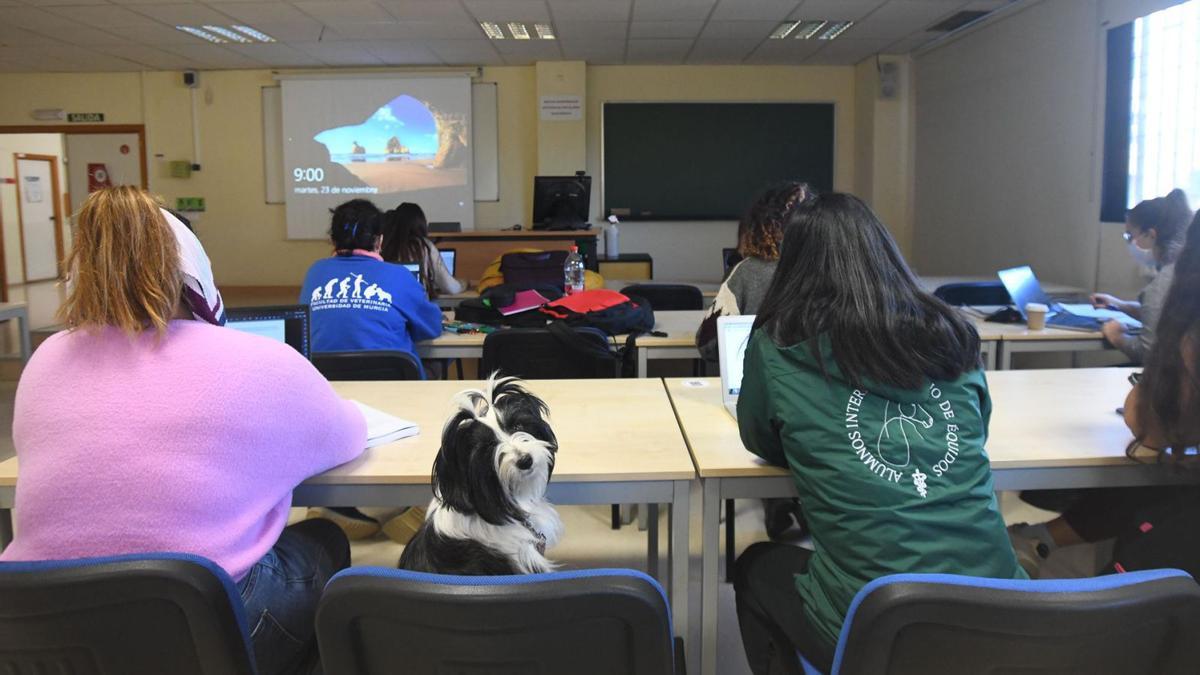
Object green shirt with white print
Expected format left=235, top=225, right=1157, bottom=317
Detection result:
left=737, top=330, right=1026, bottom=651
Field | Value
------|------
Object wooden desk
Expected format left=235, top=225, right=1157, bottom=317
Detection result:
left=967, top=316, right=1108, bottom=369
left=0, top=378, right=694, bottom=646
left=0, top=303, right=31, bottom=363
left=418, top=310, right=704, bottom=377
left=666, top=369, right=1182, bottom=675
left=429, top=230, right=600, bottom=282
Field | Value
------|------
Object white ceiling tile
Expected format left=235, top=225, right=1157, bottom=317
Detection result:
left=222, top=42, right=323, bottom=65
left=44, top=5, right=162, bottom=27
left=964, top=0, right=1012, bottom=10
left=554, top=20, right=627, bottom=40
left=240, top=21, right=325, bottom=41
left=322, top=23, right=408, bottom=39
left=699, top=20, right=776, bottom=39
left=2, top=7, right=83, bottom=32
left=559, top=38, right=625, bottom=62
left=200, top=0, right=290, bottom=4
left=290, top=40, right=386, bottom=65
left=628, top=20, right=703, bottom=38
left=745, top=37, right=823, bottom=63
left=884, top=31, right=937, bottom=53
left=492, top=39, right=562, bottom=58
left=93, top=43, right=199, bottom=68
left=686, top=37, right=759, bottom=62
left=849, top=1, right=962, bottom=38
left=159, top=43, right=267, bottom=67
left=105, top=23, right=210, bottom=45
left=359, top=40, right=441, bottom=64
left=462, top=0, right=551, bottom=22
left=711, top=0, right=799, bottom=21
left=21, top=0, right=111, bottom=6
left=625, top=38, right=691, bottom=63
left=346, top=19, right=484, bottom=39
left=110, top=0, right=206, bottom=4
left=293, top=1, right=394, bottom=23
left=0, top=25, right=47, bottom=46
left=803, top=36, right=894, bottom=64
left=631, top=0, right=714, bottom=21
left=213, top=3, right=315, bottom=23
left=378, top=0, right=470, bottom=20
left=426, top=39, right=501, bottom=63
left=548, top=0, right=630, bottom=21
left=39, top=25, right=136, bottom=46
left=790, top=0, right=886, bottom=21
left=132, top=4, right=239, bottom=25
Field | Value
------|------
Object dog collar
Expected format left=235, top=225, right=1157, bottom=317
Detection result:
left=522, top=517, right=547, bottom=556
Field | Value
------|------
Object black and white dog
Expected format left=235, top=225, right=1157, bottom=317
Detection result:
left=398, top=375, right=563, bottom=575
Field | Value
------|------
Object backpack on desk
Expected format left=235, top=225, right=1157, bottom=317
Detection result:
left=500, top=251, right=569, bottom=291
left=540, top=289, right=658, bottom=377
left=455, top=283, right=561, bottom=327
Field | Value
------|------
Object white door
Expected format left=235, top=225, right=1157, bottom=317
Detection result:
left=16, top=158, right=60, bottom=282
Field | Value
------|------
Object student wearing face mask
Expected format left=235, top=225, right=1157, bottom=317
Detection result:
left=1090, top=189, right=1192, bottom=363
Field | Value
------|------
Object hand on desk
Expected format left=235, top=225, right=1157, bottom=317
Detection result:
left=1101, top=319, right=1127, bottom=345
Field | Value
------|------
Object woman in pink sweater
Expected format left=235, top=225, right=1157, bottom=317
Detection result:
left=0, top=186, right=367, bottom=675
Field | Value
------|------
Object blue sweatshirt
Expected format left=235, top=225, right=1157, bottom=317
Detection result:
left=299, top=254, right=443, bottom=376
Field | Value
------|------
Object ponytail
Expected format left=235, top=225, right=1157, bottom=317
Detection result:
left=1128, top=189, right=1194, bottom=265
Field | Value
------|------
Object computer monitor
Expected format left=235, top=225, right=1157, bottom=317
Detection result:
left=439, top=248, right=456, bottom=276
left=532, top=175, right=591, bottom=230
left=225, top=304, right=311, bottom=359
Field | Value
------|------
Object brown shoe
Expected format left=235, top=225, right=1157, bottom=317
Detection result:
left=382, top=507, right=427, bottom=545
left=307, top=507, right=381, bottom=541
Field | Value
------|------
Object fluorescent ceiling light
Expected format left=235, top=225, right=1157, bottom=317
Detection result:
left=770, top=21, right=800, bottom=39
left=793, top=20, right=828, bottom=39
left=507, top=22, right=530, bottom=39
left=202, top=25, right=251, bottom=43
left=818, top=21, right=854, bottom=40
left=534, top=23, right=555, bottom=40
left=176, top=26, right=226, bottom=44
left=231, top=25, right=276, bottom=43
left=481, top=21, right=505, bottom=39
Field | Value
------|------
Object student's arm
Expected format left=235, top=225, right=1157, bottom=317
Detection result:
left=736, top=339, right=786, bottom=467
left=425, top=239, right=465, bottom=295
left=1091, top=293, right=1141, bottom=318
left=1124, top=337, right=1200, bottom=449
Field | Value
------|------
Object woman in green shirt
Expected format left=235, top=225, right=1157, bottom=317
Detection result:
left=734, top=193, right=1025, bottom=674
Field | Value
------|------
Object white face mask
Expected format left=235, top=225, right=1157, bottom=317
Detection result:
left=1128, top=240, right=1156, bottom=267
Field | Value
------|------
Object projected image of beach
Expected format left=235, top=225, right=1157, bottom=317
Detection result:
left=313, top=94, right=468, bottom=192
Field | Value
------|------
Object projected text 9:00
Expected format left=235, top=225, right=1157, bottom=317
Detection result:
left=293, top=168, right=325, bottom=182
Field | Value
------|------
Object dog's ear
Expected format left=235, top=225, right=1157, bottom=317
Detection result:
left=492, top=379, right=558, bottom=452
left=433, top=411, right=525, bottom=526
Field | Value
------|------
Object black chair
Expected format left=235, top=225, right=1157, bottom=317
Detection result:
left=317, top=567, right=684, bottom=675
left=313, top=350, right=423, bottom=381
left=933, top=281, right=1011, bottom=306
left=804, top=569, right=1200, bottom=675
left=620, top=283, right=704, bottom=311
left=481, top=327, right=619, bottom=379
left=0, top=553, right=257, bottom=675
left=722, top=248, right=743, bottom=278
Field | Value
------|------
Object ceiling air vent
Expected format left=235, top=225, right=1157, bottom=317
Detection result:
left=928, top=10, right=991, bottom=32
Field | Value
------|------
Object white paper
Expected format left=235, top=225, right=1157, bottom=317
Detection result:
left=351, top=400, right=420, bottom=448
left=1058, top=304, right=1143, bottom=329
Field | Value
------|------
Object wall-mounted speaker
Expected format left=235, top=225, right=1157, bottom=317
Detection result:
left=879, top=61, right=899, bottom=99
left=183, top=71, right=199, bottom=88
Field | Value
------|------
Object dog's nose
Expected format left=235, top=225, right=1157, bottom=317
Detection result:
left=516, top=455, right=534, bottom=470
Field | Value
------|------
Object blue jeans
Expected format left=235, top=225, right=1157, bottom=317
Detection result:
left=237, top=518, right=350, bottom=675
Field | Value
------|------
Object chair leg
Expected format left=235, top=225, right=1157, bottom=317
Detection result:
left=454, top=358, right=464, bottom=380
left=725, top=499, right=736, bottom=583
left=611, top=504, right=620, bottom=530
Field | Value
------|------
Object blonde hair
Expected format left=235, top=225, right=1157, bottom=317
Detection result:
left=59, top=186, right=181, bottom=336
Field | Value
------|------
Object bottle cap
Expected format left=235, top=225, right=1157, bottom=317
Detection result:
left=571, top=245, right=579, bottom=252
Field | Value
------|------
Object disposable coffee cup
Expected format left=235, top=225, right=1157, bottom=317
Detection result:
left=1025, top=302, right=1049, bottom=330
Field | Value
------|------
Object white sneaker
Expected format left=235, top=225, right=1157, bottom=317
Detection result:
left=1007, top=523, right=1050, bottom=578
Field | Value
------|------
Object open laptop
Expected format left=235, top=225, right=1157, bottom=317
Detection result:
left=225, top=304, right=311, bottom=359
left=716, top=315, right=755, bottom=421
left=997, top=266, right=1141, bottom=332
left=399, top=262, right=425, bottom=290
left=438, top=248, right=456, bottom=276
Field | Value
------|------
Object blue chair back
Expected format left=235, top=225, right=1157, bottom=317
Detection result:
left=316, top=567, right=680, bottom=674
left=815, top=570, right=1200, bottom=675
left=0, top=553, right=256, bottom=674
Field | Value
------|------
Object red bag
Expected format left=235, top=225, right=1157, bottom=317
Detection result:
left=540, top=289, right=655, bottom=335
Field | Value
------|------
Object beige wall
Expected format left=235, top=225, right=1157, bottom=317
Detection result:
left=854, top=57, right=915, bottom=256
left=0, top=133, right=67, bottom=283
left=1, top=61, right=887, bottom=285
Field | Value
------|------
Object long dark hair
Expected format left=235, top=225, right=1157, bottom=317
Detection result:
left=737, top=182, right=812, bottom=261
left=381, top=203, right=435, bottom=295
left=755, top=192, right=980, bottom=390
left=1131, top=210, right=1200, bottom=459
left=1127, top=189, right=1192, bottom=265
left=329, top=199, right=382, bottom=251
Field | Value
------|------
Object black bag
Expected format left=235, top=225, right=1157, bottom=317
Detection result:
left=541, top=291, right=660, bottom=377
left=1107, top=486, right=1200, bottom=579
left=454, top=284, right=562, bottom=327
left=500, top=251, right=568, bottom=291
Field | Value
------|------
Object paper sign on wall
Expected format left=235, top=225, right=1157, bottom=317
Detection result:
left=22, top=175, right=43, bottom=203
left=87, top=163, right=112, bottom=193
left=539, top=95, right=582, bottom=121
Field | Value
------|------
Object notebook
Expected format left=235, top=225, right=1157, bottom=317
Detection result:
left=351, top=400, right=420, bottom=448
left=499, top=289, right=551, bottom=316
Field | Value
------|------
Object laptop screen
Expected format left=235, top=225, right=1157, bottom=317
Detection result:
left=718, top=316, right=755, bottom=397
left=225, top=305, right=311, bottom=359
left=439, top=248, right=456, bottom=276
left=997, top=266, right=1052, bottom=319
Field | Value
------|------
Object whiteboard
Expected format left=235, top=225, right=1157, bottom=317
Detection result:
left=260, top=82, right=498, bottom=206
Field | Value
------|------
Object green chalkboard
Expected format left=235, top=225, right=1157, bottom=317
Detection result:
left=603, top=102, right=835, bottom=220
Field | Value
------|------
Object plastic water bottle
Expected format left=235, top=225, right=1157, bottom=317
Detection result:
left=564, top=246, right=585, bottom=295
left=605, top=214, right=620, bottom=260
